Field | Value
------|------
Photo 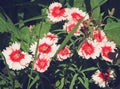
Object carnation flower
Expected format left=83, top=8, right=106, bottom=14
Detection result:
left=67, top=8, right=89, bottom=22
left=30, top=38, right=59, bottom=58
left=48, top=2, right=68, bottom=22
left=101, top=41, right=116, bottom=63
left=93, top=30, right=107, bottom=43
left=34, top=55, right=51, bottom=73
left=44, top=32, right=58, bottom=43
left=63, top=21, right=83, bottom=36
left=92, top=69, right=116, bottom=88
left=78, top=39, right=101, bottom=59
left=57, top=45, right=71, bottom=61
left=2, top=42, right=33, bottom=70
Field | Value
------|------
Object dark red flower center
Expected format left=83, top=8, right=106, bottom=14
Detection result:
left=98, top=72, right=110, bottom=82
left=71, top=13, right=83, bottom=22
left=102, top=46, right=112, bottom=58
left=94, top=31, right=104, bottom=42
left=81, top=42, right=94, bottom=55
left=59, top=47, right=70, bottom=56
left=52, top=6, right=65, bottom=17
left=9, top=50, right=25, bottom=62
left=38, top=43, right=52, bottom=54
left=37, top=58, right=49, bottom=70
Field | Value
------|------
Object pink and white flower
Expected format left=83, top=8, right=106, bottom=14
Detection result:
left=93, top=30, right=107, bottom=43
left=48, top=2, right=68, bottom=22
left=101, top=41, right=116, bottom=63
left=2, top=42, right=33, bottom=70
left=92, top=69, right=116, bottom=88
left=63, top=21, right=83, bottom=36
left=78, top=39, right=101, bottom=59
left=57, top=45, right=71, bottom=61
left=34, top=55, right=51, bottom=73
left=44, top=32, right=58, bottom=43
left=30, top=38, right=59, bottom=58
left=67, top=8, right=89, bottom=22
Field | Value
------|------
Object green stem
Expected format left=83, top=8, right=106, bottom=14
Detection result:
left=27, top=21, right=43, bottom=89
left=15, top=15, right=46, bottom=26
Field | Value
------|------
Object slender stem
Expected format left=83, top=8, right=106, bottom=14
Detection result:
left=27, top=21, right=43, bottom=89
left=15, top=15, right=46, bottom=26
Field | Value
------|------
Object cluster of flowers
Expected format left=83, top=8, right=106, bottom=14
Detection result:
left=47, top=2, right=117, bottom=87
left=2, top=32, right=72, bottom=72
left=2, top=2, right=117, bottom=88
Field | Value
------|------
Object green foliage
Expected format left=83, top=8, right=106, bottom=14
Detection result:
left=56, top=78, right=64, bottom=89
left=90, top=0, right=107, bottom=20
left=69, top=73, right=78, bottom=89
left=0, top=0, right=120, bottom=89
left=104, top=20, right=120, bottom=46
left=0, top=11, right=17, bottom=33
left=73, top=0, right=86, bottom=10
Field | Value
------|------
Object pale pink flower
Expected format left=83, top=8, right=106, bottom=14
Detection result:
left=30, top=38, right=59, bottom=58
left=44, top=32, right=58, bottom=43
left=93, top=30, right=107, bottom=43
left=101, top=41, right=116, bottom=63
left=2, top=42, right=33, bottom=70
left=67, top=8, right=89, bottom=22
left=92, top=69, right=116, bottom=88
left=78, top=39, right=100, bottom=59
left=34, top=55, right=51, bottom=73
left=57, top=45, right=71, bottom=61
left=48, top=2, right=68, bottom=22
left=63, top=21, right=83, bottom=36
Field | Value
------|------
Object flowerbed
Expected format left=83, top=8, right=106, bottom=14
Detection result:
left=0, top=0, right=120, bottom=89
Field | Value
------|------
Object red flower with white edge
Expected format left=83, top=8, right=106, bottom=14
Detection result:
left=67, top=8, right=89, bottom=22
left=57, top=46, right=71, bottom=61
left=92, top=69, right=116, bottom=88
left=101, top=41, right=116, bottom=63
left=30, top=38, right=59, bottom=58
left=45, top=32, right=58, bottom=43
left=63, top=21, right=83, bottom=36
left=93, top=30, right=107, bottom=43
left=78, top=39, right=101, bottom=59
left=48, top=2, right=68, bottom=22
left=2, top=42, right=33, bottom=70
left=34, top=55, right=51, bottom=73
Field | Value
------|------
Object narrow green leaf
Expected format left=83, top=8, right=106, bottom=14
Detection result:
left=28, top=74, right=39, bottom=89
left=15, top=80, right=22, bottom=88
left=82, top=67, right=97, bottom=73
left=56, top=78, right=64, bottom=89
left=15, top=15, right=46, bottom=26
left=69, top=74, right=78, bottom=89
left=56, top=20, right=82, bottom=55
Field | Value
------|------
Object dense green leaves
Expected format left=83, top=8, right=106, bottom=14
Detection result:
left=0, top=0, right=120, bottom=89
left=104, top=20, right=120, bottom=46
left=90, top=0, right=107, bottom=20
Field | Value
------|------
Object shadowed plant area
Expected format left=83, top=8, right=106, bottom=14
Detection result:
left=0, top=0, right=120, bottom=89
